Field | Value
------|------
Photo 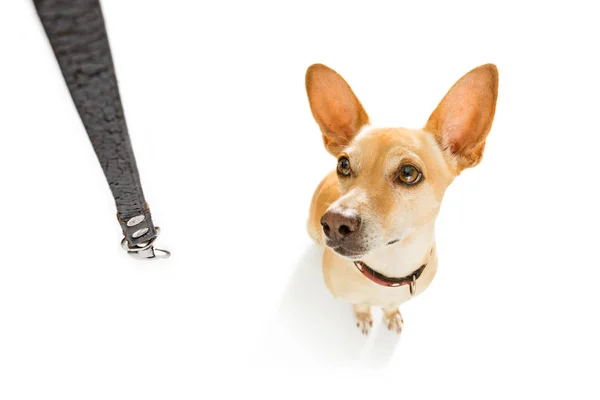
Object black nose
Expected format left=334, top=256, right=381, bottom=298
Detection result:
left=320, top=211, right=361, bottom=241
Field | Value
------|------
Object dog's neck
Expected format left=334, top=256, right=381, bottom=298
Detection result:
left=360, top=223, right=435, bottom=278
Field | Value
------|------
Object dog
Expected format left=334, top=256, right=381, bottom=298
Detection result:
left=305, top=63, right=498, bottom=335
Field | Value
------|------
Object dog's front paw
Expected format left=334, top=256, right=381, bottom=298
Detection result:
left=383, top=308, right=404, bottom=334
left=353, top=304, right=373, bottom=335
left=355, top=312, right=373, bottom=335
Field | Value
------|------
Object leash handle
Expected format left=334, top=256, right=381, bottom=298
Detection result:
left=33, top=0, right=169, bottom=259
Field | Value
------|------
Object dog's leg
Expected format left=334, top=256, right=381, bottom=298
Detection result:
left=382, top=307, right=404, bottom=334
left=353, top=304, right=373, bottom=335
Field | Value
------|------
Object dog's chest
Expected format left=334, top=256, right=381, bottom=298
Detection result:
left=321, top=248, right=438, bottom=307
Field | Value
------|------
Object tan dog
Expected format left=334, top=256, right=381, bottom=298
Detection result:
left=306, top=63, right=498, bottom=335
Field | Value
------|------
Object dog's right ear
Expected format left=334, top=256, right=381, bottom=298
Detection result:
left=424, top=64, right=499, bottom=172
left=306, top=64, right=369, bottom=156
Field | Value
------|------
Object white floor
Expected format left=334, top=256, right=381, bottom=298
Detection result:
left=259, top=244, right=402, bottom=367
left=1, top=1, right=600, bottom=398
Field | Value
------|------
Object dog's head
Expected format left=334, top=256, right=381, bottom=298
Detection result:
left=306, top=63, right=498, bottom=259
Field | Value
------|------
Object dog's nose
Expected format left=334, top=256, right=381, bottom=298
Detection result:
left=320, top=211, right=361, bottom=241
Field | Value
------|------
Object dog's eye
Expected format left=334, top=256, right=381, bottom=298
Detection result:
left=397, top=164, right=422, bottom=185
left=337, top=157, right=351, bottom=176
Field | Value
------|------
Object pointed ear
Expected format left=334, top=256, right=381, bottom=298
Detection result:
left=425, top=64, right=499, bottom=171
left=306, top=64, right=369, bottom=156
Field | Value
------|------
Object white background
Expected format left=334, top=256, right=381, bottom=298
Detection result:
left=1, top=0, right=599, bottom=398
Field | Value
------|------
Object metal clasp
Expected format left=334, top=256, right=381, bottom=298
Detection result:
left=409, top=274, right=417, bottom=295
left=120, top=226, right=170, bottom=260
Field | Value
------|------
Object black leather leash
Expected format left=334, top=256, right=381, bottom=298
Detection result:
left=33, top=0, right=169, bottom=259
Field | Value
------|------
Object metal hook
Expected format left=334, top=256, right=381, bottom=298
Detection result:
left=120, top=227, right=170, bottom=260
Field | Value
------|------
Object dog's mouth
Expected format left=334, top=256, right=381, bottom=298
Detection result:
left=327, top=243, right=366, bottom=260
left=327, top=238, right=400, bottom=259
left=333, top=247, right=365, bottom=259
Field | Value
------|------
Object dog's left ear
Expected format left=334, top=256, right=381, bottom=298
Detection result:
left=425, top=64, right=499, bottom=171
left=306, top=64, right=370, bottom=156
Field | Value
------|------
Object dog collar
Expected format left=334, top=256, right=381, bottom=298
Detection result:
left=354, top=260, right=427, bottom=294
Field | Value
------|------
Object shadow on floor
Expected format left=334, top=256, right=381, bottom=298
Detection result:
left=259, top=244, right=400, bottom=367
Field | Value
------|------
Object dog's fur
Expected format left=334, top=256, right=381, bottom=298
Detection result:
left=305, top=63, right=498, bottom=334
